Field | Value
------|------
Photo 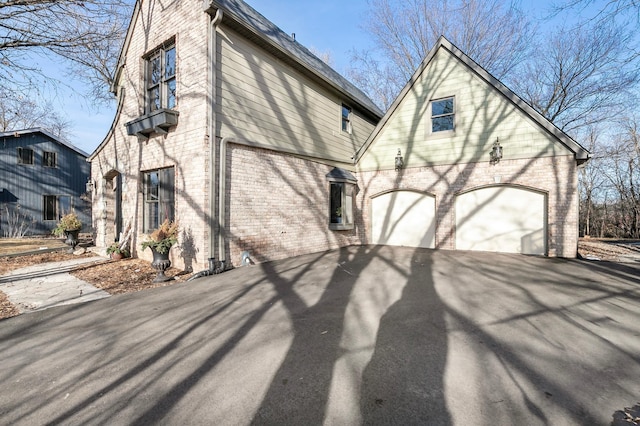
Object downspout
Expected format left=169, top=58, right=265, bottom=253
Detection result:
left=218, top=136, right=231, bottom=269
left=208, top=9, right=223, bottom=264
left=189, top=8, right=224, bottom=281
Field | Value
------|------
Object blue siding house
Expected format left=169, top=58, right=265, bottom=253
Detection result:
left=0, top=128, right=91, bottom=236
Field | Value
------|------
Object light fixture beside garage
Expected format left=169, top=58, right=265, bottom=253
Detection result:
left=395, top=149, right=404, bottom=170
left=490, top=138, right=503, bottom=164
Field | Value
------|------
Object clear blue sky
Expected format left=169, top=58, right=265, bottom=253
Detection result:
left=53, top=0, right=573, bottom=154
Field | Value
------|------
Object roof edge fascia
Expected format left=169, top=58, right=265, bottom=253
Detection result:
left=354, top=36, right=589, bottom=165
left=88, top=89, right=126, bottom=161
left=353, top=36, right=446, bottom=164
left=0, top=127, right=89, bottom=157
left=109, top=0, right=141, bottom=94
left=203, top=0, right=382, bottom=120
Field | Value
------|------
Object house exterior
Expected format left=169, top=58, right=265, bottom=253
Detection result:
left=0, top=128, right=91, bottom=236
left=89, top=0, right=587, bottom=271
left=355, top=37, right=589, bottom=258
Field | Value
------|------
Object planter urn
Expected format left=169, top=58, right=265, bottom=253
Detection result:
left=63, top=229, right=81, bottom=253
left=150, top=247, right=173, bottom=282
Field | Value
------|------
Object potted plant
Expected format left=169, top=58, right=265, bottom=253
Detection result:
left=141, top=219, right=179, bottom=282
left=106, top=242, right=130, bottom=260
left=334, top=207, right=342, bottom=223
left=52, top=212, right=82, bottom=252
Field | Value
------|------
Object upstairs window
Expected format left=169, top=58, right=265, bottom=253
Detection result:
left=431, top=97, right=455, bottom=132
left=143, top=167, right=175, bottom=233
left=326, top=168, right=357, bottom=231
left=43, top=151, right=57, bottom=168
left=146, top=42, right=176, bottom=113
left=341, top=104, right=352, bottom=134
left=17, top=147, right=34, bottom=165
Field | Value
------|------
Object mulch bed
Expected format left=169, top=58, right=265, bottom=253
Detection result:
left=71, top=257, right=192, bottom=295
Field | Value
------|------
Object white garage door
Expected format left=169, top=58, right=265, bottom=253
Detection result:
left=371, top=190, right=435, bottom=248
left=455, top=186, right=546, bottom=255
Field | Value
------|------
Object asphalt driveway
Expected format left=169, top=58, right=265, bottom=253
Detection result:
left=0, top=246, right=638, bottom=425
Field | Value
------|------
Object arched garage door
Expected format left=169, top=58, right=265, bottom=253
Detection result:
left=371, top=190, right=435, bottom=248
left=455, top=186, right=547, bottom=255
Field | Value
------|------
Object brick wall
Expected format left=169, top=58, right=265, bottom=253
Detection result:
left=91, top=1, right=211, bottom=272
left=226, top=144, right=360, bottom=266
left=357, top=155, right=579, bottom=258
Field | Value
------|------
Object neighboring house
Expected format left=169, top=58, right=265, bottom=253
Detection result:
left=89, top=0, right=588, bottom=272
left=0, top=128, right=91, bottom=236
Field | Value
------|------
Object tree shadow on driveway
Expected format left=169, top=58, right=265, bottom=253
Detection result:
left=360, top=247, right=451, bottom=424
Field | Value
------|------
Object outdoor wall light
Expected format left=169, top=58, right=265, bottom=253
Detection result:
left=395, top=149, right=404, bottom=170
left=490, top=138, right=503, bottom=164
left=86, top=178, right=94, bottom=193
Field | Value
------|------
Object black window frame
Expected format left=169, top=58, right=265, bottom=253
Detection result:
left=143, top=167, right=175, bottom=233
left=146, top=41, right=176, bottom=113
left=43, top=195, right=71, bottom=221
left=43, top=151, right=57, bottom=168
left=326, top=168, right=357, bottom=231
left=341, top=104, right=352, bottom=134
left=17, top=147, right=34, bottom=165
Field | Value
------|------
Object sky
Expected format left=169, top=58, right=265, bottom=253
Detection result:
left=48, top=0, right=570, bottom=155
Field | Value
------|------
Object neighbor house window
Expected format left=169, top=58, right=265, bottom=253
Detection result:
left=143, top=167, right=175, bottom=233
left=431, top=97, right=455, bottom=132
left=43, top=195, right=71, bottom=221
left=43, top=151, right=57, bottom=168
left=17, top=148, right=34, bottom=165
left=146, top=42, right=176, bottom=113
left=341, top=104, right=352, bottom=133
left=326, top=168, right=357, bottom=230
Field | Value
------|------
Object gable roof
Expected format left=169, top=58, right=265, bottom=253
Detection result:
left=203, top=0, right=383, bottom=120
left=0, top=128, right=89, bottom=157
left=354, top=36, right=590, bottom=164
left=93, top=0, right=384, bottom=161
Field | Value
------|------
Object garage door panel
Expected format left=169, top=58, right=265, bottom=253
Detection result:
left=371, top=191, right=435, bottom=248
left=455, top=186, right=546, bottom=255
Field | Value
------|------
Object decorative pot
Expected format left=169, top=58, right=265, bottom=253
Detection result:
left=110, top=252, right=124, bottom=260
left=63, top=228, right=81, bottom=253
left=150, top=247, right=173, bottom=282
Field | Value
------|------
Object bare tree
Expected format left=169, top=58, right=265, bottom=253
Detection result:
left=0, top=92, right=72, bottom=139
left=578, top=128, right=606, bottom=236
left=0, top=0, right=132, bottom=104
left=605, top=118, right=640, bottom=238
left=349, top=0, right=535, bottom=109
left=512, top=19, right=640, bottom=134
left=551, top=0, right=640, bottom=26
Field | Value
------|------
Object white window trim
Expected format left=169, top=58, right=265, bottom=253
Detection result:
left=427, top=95, right=456, bottom=138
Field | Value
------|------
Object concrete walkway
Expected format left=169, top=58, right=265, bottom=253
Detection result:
left=0, top=256, right=110, bottom=313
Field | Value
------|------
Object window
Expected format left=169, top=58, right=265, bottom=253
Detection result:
left=326, top=168, right=357, bottom=230
left=341, top=104, right=352, bottom=133
left=431, top=97, right=455, bottom=132
left=17, top=148, right=34, bottom=165
left=146, top=43, right=176, bottom=112
left=143, top=167, right=175, bottom=233
left=43, top=195, right=71, bottom=221
left=43, top=151, right=57, bottom=168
